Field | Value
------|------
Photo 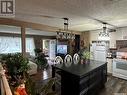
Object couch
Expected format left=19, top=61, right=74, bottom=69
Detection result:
left=27, top=61, right=37, bottom=75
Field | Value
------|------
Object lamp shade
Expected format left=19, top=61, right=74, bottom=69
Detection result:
left=98, top=35, right=110, bottom=40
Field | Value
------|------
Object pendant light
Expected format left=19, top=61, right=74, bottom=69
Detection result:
left=57, top=18, right=75, bottom=40
left=98, top=23, right=110, bottom=41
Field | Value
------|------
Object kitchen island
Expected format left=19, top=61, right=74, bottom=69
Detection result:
left=52, top=60, right=107, bottom=95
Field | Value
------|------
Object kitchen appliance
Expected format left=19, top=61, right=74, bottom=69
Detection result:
left=90, top=41, right=109, bottom=62
left=112, top=52, right=127, bottom=80
left=113, top=58, right=127, bottom=80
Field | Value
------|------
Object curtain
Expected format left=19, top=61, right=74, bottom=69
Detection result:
left=26, top=38, right=35, bottom=56
left=0, top=36, right=35, bottom=56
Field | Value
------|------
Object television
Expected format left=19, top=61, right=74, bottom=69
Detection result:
left=57, top=45, right=67, bottom=55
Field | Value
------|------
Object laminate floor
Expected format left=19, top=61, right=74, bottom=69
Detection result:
left=99, top=76, right=127, bottom=95
left=31, top=68, right=127, bottom=95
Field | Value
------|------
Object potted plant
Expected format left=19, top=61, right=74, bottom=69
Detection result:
left=2, top=53, right=29, bottom=76
left=34, top=48, right=42, bottom=56
left=34, top=48, right=49, bottom=70
left=82, top=51, right=91, bottom=63
left=1, top=53, right=29, bottom=95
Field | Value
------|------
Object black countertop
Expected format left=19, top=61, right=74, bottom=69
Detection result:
left=53, top=60, right=107, bottom=78
left=106, top=57, right=113, bottom=59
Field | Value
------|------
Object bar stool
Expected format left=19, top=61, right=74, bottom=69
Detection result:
left=64, top=54, right=72, bottom=67
left=73, top=53, right=80, bottom=64
left=54, top=56, right=63, bottom=65
left=54, top=56, right=63, bottom=86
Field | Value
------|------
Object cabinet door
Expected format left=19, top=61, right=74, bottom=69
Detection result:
left=107, top=58, right=113, bottom=73
left=80, top=75, right=89, bottom=95
left=102, top=64, right=107, bottom=84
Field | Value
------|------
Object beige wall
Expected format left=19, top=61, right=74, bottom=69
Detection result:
left=89, top=27, right=127, bottom=48
left=80, top=32, right=90, bottom=48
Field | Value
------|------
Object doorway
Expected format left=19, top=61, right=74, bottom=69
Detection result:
left=42, top=39, right=56, bottom=60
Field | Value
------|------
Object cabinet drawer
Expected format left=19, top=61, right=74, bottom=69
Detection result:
left=80, top=75, right=89, bottom=84
left=80, top=87, right=88, bottom=95
left=80, top=75, right=89, bottom=91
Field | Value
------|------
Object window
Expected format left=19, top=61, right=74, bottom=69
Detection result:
left=0, top=36, right=35, bottom=56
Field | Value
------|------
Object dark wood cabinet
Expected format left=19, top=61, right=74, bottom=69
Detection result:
left=52, top=60, right=107, bottom=95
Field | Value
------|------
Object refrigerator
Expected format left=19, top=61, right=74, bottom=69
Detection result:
left=90, top=41, right=109, bottom=62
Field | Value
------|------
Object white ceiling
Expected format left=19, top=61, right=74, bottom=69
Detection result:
left=14, top=0, right=127, bottom=31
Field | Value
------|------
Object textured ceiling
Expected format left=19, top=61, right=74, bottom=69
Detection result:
left=14, top=0, right=127, bottom=31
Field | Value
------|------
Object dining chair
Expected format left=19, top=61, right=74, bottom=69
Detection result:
left=54, top=56, right=63, bottom=86
left=73, top=53, right=80, bottom=64
left=64, top=54, right=72, bottom=67
left=54, top=56, right=63, bottom=65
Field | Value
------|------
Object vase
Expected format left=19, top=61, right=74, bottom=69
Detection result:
left=81, top=59, right=84, bottom=64
left=84, top=59, right=90, bottom=64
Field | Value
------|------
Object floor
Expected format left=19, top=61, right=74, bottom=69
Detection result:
left=31, top=68, right=127, bottom=95
left=30, top=68, right=52, bottom=81
left=99, top=76, right=127, bottom=95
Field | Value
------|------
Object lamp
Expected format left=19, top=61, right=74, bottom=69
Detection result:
left=56, top=18, right=75, bottom=40
left=98, top=23, right=110, bottom=41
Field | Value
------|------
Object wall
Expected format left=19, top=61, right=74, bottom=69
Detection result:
left=80, top=32, right=90, bottom=48
left=89, top=27, right=127, bottom=48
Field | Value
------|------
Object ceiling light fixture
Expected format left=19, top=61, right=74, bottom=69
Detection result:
left=98, top=23, right=110, bottom=41
left=57, top=18, right=75, bottom=40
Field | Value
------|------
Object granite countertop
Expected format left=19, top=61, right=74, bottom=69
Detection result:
left=53, top=60, right=106, bottom=78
